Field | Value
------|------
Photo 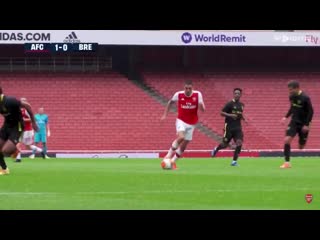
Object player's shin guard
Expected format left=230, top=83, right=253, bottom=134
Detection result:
left=233, top=145, right=242, bottom=161
left=166, top=140, right=179, bottom=158
left=0, top=153, right=7, bottom=170
left=284, top=144, right=291, bottom=162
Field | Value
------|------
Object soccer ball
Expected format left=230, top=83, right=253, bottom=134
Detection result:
left=161, top=158, right=172, bottom=170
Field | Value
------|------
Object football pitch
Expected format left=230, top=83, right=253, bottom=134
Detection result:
left=0, top=157, right=319, bottom=210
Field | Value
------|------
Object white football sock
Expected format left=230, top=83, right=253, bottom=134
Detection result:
left=172, top=148, right=183, bottom=162
left=30, top=145, right=43, bottom=153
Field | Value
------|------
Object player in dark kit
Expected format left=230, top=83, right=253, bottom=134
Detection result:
left=0, top=87, right=38, bottom=175
left=211, top=88, right=247, bottom=166
left=280, top=80, right=313, bottom=169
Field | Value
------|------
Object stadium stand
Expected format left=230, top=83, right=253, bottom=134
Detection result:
left=142, top=71, right=320, bottom=150
left=0, top=70, right=318, bottom=151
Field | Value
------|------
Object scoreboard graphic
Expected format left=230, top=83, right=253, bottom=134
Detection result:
left=24, top=43, right=98, bottom=53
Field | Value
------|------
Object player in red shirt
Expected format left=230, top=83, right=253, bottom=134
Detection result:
left=161, top=80, right=205, bottom=169
left=15, top=98, right=45, bottom=162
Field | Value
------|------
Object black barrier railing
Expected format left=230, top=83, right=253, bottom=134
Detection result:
left=0, top=56, right=112, bottom=72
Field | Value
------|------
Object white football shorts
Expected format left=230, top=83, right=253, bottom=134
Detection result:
left=22, top=130, right=34, bottom=145
left=175, top=119, right=195, bottom=141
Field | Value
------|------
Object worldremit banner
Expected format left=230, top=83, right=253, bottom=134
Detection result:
left=1, top=30, right=320, bottom=46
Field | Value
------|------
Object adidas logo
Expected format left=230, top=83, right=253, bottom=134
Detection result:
left=63, top=31, right=80, bottom=43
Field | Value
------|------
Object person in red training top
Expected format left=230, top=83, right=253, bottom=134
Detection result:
left=14, top=98, right=45, bottom=162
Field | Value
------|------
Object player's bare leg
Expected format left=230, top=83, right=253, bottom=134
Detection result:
left=165, top=131, right=185, bottom=159
left=0, top=139, right=9, bottom=175
left=0, top=140, right=17, bottom=175
left=3, top=140, right=18, bottom=157
left=14, top=142, right=22, bottom=162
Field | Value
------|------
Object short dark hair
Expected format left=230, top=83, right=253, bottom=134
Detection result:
left=234, top=88, right=242, bottom=93
left=185, top=80, right=193, bottom=86
left=288, top=80, right=300, bottom=89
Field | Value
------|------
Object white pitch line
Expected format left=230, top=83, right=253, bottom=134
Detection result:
left=0, top=188, right=316, bottom=196
left=76, top=188, right=316, bottom=194
left=0, top=192, right=58, bottom=195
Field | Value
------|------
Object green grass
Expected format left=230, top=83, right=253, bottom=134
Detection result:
left=0, top=157, right=319, bottom=209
